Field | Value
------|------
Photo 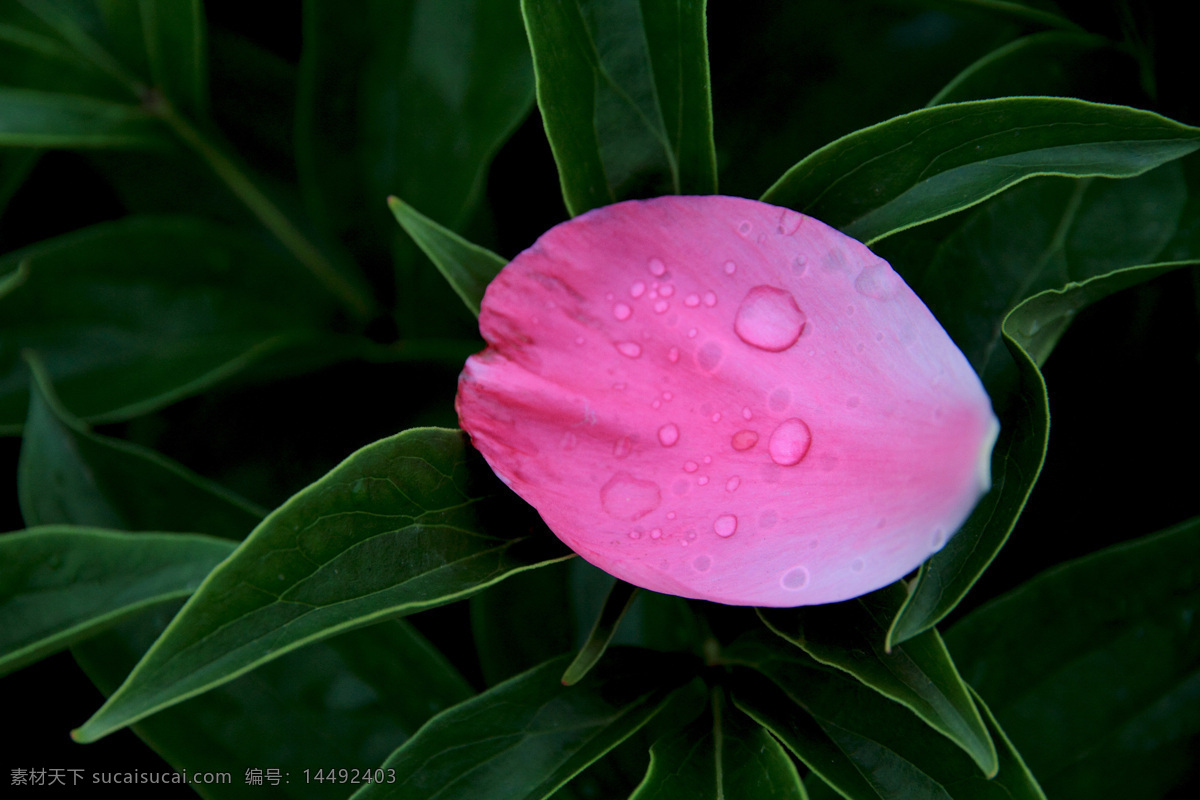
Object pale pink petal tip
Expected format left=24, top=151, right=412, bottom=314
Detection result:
left=456, top=196, right=999, bottom=607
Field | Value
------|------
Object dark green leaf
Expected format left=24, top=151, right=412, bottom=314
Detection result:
left=73, top=428, right=571, bottom=743
left=941, top=0, right=1079, bottom=31
left=471, top=559, right=575, bottom=686
left=927, top=32, right=1128, bottom=106
left=0, top=215, right=339, bottom=432
left=97, top=0, right=207, bottom=116
left=75, top=608, right=473, bottom=800
left=0, top=86, right=168, bottom=147
left=761, top=97, right=1200, bottom=244
left=886, top=165, right=1200, bottom=644
left=729, top=633, right=1045, bottom=800
left=0, top=147, right=38, bottom=215
left=0, top=526, right=234, bottom=677
left=350, top=649, right=694, bottom=800
left=521, top=0, right=717, bottom=216
left=629, top=688, right=806, bottom=800
left=760, top=582, right=997, bottom=776
left=17, top=352, right=264, bottom=539
left=947, top=516, right=1200, bottom=800
left=296, top=0, right=533, bottom=250
left=388, top=195, right=508, bottom=317
left=562, top=580, right=638, bottom=686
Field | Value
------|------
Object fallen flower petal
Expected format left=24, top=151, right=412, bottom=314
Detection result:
left=456, top=196, right=999, bottom=606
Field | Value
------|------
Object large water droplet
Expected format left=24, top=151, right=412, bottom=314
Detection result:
left=600, top=472, right=661, bottom=520
left=658, top=423, right=680, bottom=447
left=768, top=418, right=812, bottom=466
left=714, top=514, right=738, bottom=538
left=613, top=303, right=632, bottom=321
left=631, top=281, right=646, bottom=298
left=854, top=260, right=899, bottom=300
left=696, top=342, right=723, bottom=372
left=649, top=257, right=666, bottom=277
left=613, top=436, right=632, bottom=459
left=615, top=341, right=642, bottom=358
left=734, top=285, right=807, bottom=352
left=731, top=430, right=759, bottom=451
left=781, top=566, right=809, bottom=590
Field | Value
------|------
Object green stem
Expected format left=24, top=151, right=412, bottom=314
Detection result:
left=151, top=95, right=375, bottom=322
left=560, top=580, right=639, bottom=686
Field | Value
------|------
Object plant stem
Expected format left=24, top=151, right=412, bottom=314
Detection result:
left=150, top=94, right=376, bottom=322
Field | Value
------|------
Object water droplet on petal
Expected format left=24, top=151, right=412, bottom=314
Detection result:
left=654, top=299, right=669, bottom=314
left=703, top=455, right=712, bottom=464
left=649, top=257, right=666, bottom=277
left=696, top=342, right=723, bottom=371
left=631, top=281, right=646, bottom=298
left=724, top=260, right=737, bottom=275
left=600, top=472, right=661, bottom=520
left=726, top=476, right=741, bottom=492
left=738, top=221, right=752, bottom=235
left=711, top=412, right=722, bottom=423
left=734, top=285, right=807, bottom=352
left=668, top=347, right=680, bottom=363
left=616, top=341, right=642, bottom=358
left=651, top=399, right=662, bottom=409
left=781, top=566, right=809, bottom=589
left=575, top=336, right=585, bottom=345
left=613, top=302, right=632, bottom=320
left=792, top=255, right=808, bottom=276
left=667, top=511, right=677, bottom=520
left=854, top=260, right=899, bottom=300
left=693, top=554, right=712, bottom=572
left=714, top=514, right=738, bottom=537
left=851, top=559, right=865, bottom=572
left=731, top=430, right=759, bottom=451
left=613, top=436, right=632, bottom=459
left=662, top=391, right=673, bottom=401
left=697, top=476, right=709, bottom=485
left=768, top=418, right=812, bottom=466
left=650, top=528, right=662, bottom=539
left=629, top=530, right=641, bottom=540
left=684, top=293, right=701, bottom=307
left=778, top=208, right=803, bottom=235
left=742, top=406, right=753, bottom=420
left=687, top=328, right=698, bottom=338
left=660, top=284, right=675, bottom=297
left=683, top=461, right=698, bottom=473
left=658, top=423, right=680, bottom=447
left=703, top=291, right=718, bottom=307
left=931, top=528, right=947, bottom=550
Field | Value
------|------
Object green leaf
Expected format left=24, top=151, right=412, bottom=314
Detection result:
left=0, top=148, right=39, bottom=215
left=350, top=649, right=694, bottom=800
left=521, top=0, right=717, bottom=216
left=296, top=0, right=533, bottom=251
left=0, top=85, right=168, bottom=147
left=0, top=526, right=234, bottom=677
left=760, top=581, right=997, bottom=776
left=17, top=352, right=264, bottom=538
left=74, top=609, right=473, bottom=800
left=947, top=516, right=1200, bottom=800
left=927, top=32, right=1126, bottom=107
left=471, top=560, right=575, bottom=686
left=940, top=0, right=1079, bottom=31
left=729, top=633, right=1045, bottom=800
left=561, top=579, right=638, bottom=686
left=0, top=214, right=339, bottom=432
left=885, top=165, right=1200, bottom=644
left=761, top=97, right=1200, bottom=244
left=72, top=428, right=572, bottom=743
left=388, top=195, right=508, bottom=317
left=96, top=0, right=208, bottom=116
left=629, top=688, right=806, bottom=800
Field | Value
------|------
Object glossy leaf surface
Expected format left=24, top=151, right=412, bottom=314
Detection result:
left=352, top=649, right=692, bottom=800
left=760, top=582, right=996, bottom=775
left=762, top=98, right=1200, bottom=244
left=522, top=0, right=716, bottom=215
left=0, top=527, right=233, bottom=677
left=948, top=516, right=1200, bottom=800
left=74, top=428, right=571, bottom=742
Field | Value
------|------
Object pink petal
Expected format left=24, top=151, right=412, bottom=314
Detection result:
left=457, top=196, right=999, bottom=607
